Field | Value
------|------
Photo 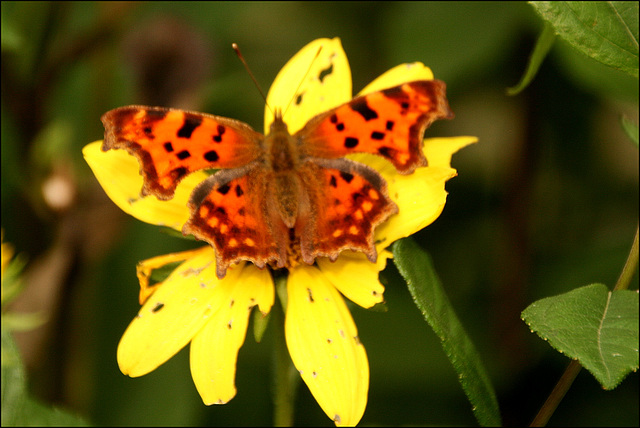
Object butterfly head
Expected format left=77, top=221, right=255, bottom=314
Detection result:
left=268, top=108, right=289, bottom=134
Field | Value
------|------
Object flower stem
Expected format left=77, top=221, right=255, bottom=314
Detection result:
left=529, top=360, right=582, bottom=427
left=613, top=224, right=639, bottom=292
left=530, top=225, right=639, bottom=427
left=272, top=273, right=299, bottom=427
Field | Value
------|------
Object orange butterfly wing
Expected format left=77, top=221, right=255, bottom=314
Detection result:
left=102, top=106, right=263, bottom=200
left=297, top=80, right=453, bottom=173
left=100, top=80, right=453, bottom=278
left=183, top=166, right=289, bottom=279
left=298, top=158, right=397, bottom=264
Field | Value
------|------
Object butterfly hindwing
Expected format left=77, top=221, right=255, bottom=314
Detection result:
left=183, top=166, right=288, bottom=278
left=298, top=158, right=397, bottom=263
left=102, top=106, right=263, bottom=200
left=297, top=80, right=453, bottom=173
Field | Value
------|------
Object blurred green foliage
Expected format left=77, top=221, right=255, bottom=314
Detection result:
left=1, top=1, right=637, bottom=426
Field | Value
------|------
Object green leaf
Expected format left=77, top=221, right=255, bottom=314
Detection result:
left=507, top=21, right=556, bottom=95
left=148, top=260, right=184, bottom=286
left=392, top=238, right=501, bottom=427
left=621, top=115, right=639, bottom=147
left=2, top=329, right=27, bottom=427
left=1, top=312, right=45, bottom=332
left=20, top=398, right=88, bottom=426
left=0, top=11, right=22, bottom=52
left=530, top=1, right=639, bottom=77
left=522, top=283, right=639, bottom=390
left=252, top=308, right=270, bottom=343
left=2, top=329, right=88, bottom=426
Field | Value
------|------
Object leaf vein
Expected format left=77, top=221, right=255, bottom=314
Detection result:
left=607, top=1, right=639, bottom=50
left=565, top=2, right=638, bottom=57
left=597, top=291, right=613, bottom=382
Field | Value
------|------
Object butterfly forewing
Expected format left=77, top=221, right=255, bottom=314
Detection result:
left=297, top=80, right=453, bottom=173
left=102, top=106, right=263, bottom=200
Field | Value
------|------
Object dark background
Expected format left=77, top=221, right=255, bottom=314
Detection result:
left=2, top=2, right=638, bottom=426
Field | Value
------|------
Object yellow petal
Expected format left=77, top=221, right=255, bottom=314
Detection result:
left=358, top=62, right=434, bottom=96
left=265, top=38, right=351, bottom=134
left=286, top=266, right=368, bottom=426
left=117, top=247, right=243, bottom=377
left=136, top=248, right=207, bottom=305
left=83, top=141, right=207, bottom=230
left=317, top=250, right=389, bottom=309
left=1, top=231, right=14, bottom=279
left=376, top=165, right=457, bottom=247
left=190, top=263, right=273, bottom=404
left=352, top=136, right=477, bottom=247
left=424, top=136, right=478, bottom=168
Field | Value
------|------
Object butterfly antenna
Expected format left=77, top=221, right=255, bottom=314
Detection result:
left=232, top=43, right=273, bottom=115
left=283, top=45, right=323, bottom=118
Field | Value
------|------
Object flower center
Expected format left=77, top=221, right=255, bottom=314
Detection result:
left=265, top=228, right=307, bottom=272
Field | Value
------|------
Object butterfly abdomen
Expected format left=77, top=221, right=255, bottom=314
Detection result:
left=262, top=113, right=305, bottom=230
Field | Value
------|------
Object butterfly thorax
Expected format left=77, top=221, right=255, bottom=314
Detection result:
left=265, top=112, right=300, bottom=172
left=264, top=112, right=303, bottom=229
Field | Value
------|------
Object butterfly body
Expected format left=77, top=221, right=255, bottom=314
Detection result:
left=101, top=80, right=453, bottom=278
left=264, top=112, right=303, bottom=228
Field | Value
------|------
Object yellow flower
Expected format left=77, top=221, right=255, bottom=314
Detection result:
left=1, top=230, right=14, bottom=280
left=83, top=37, right=476, bottom=426
left=1, top=230, right=16, bottom=305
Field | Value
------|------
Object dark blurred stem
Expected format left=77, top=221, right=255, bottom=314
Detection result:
left=529, top=360, right=582, bottom=427
left=272, top=274, right=298, bottom=427
left=613, top=225, right=638, bottom=292
left=530, top=225, right=639, bottom=426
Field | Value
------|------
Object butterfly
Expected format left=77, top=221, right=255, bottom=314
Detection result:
left=101, top=80, right=452, bottom=279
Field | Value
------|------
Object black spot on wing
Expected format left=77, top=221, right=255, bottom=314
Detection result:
left=350, top=98, right=378, bottom=121
left=378, top=146, right=394, bottom=159
left=351, top=190, right=366, bottom=204
left=204, top=150, right=219, bottom=162
left=212, top=125, right=226, bottom=143
left=344, top=137, right=359, bottom=148
left=330, top=113, right=345, bottom=131
left=172, top=167, right=188, bottom=180
left=146, top=110, right=168, bottom=120
left=177, top=115, right=202, bottom=138
left=340, top=171, right=354, bottom=183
